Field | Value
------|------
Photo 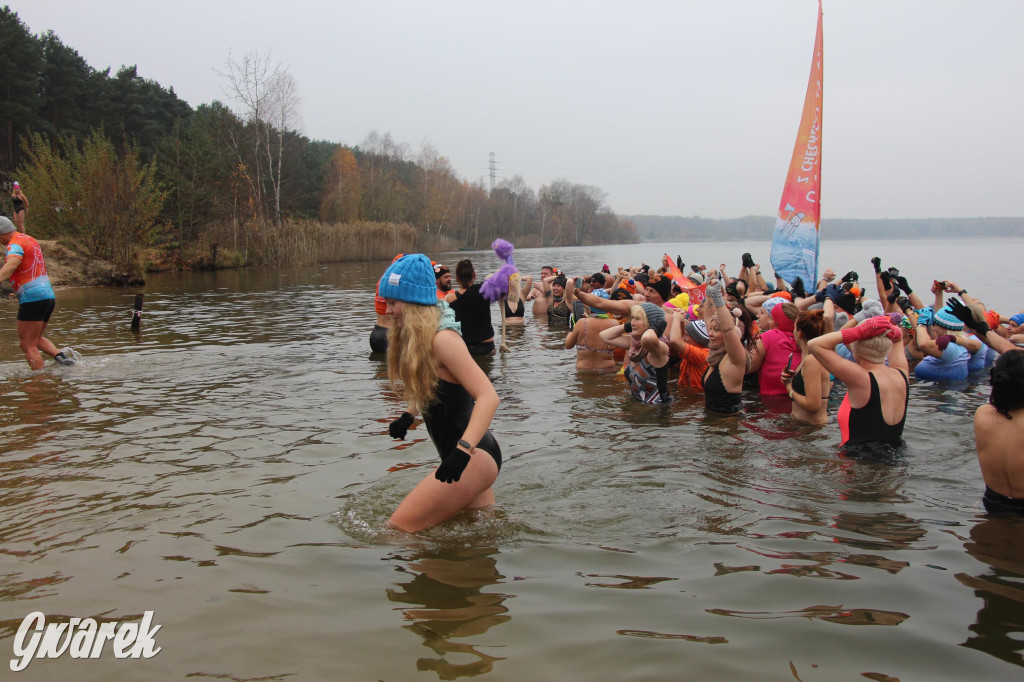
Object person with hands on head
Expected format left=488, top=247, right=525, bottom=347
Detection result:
left=528, top=265, right=555, bottom=316
left=565, top=302, right=619, bottom=371
left=781, top=309, right=832, bottom=425
left=702, top=271, right=751, bottom=413
left=809, top=314, right=909, bottom=449
left=666, top=306, right=710, bottom=392
left=544, top=272, right=573, bottom=325
left=600, top=302, right=672, bottom=404
left=380, top=254, right=501, bottom=533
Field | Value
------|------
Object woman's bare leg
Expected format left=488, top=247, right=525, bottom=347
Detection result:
left=388, top=450, right=499, bottom=533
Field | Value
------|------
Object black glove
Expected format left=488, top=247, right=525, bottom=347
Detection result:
left=880, top=271, right=891, bottom=290
left=623, top=322, right=632, bottom=333
left=894, top=275, right=912, bottom=295
left=948, top=298, right=989, bottom=335
left=389, top=411, right=415, bottom=439
left=741, top=253, right=755, bottom=269
left=826, top=284, right=845, bottom=304
left=814, top=287, right=827, bottom=304
left=841, top=271, right=858, bottom=283
left=791, top=277, right=807, bottom=299
left=897, top=296, right=913, bottom=313
left=435, top=447, right=471, bottom=483
left=887, top=287, right=900, bottom=304
left=871, top=256, right=882, bottom=273
left=676, top=255, right=684, bottom=271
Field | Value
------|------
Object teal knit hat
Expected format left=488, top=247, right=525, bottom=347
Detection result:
left=933, top=306, right=964, bottom=331
left=378, top=254, right=437, bottom=305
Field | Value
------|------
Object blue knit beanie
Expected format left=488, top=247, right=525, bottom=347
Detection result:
left=933, top=306, right=964, bottom=331
left=378, top=254, right=437, bottom=305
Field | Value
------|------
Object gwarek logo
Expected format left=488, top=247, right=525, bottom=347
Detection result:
left=10, top=611, right=161, bottom=672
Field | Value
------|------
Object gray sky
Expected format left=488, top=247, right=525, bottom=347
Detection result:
left=11, top=0, right=1024, bottom=220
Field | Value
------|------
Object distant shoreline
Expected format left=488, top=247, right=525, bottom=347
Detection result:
left=625, top=215, right=1024, bottom=242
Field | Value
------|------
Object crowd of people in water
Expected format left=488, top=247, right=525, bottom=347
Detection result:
left=372, top=249, right=1024, bottom=532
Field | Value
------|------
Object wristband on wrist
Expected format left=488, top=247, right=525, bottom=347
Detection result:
left=958, top=289, right=967, bottom=296
left=457, top=438, right=475, bottom=452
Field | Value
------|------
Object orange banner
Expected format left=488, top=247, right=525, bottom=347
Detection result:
left=770, top=0, right=823, bottom=286
left=662, top=255, right=698, bottom=291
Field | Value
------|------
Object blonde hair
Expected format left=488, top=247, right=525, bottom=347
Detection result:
left=851, top=334, right=891, bottom=364
left=386, top=303, right=441, bottom=412
left=630, top=304, right=648, bottom=327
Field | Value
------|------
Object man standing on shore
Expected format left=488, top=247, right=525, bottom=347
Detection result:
left=0, top=216, right=75, bottom=368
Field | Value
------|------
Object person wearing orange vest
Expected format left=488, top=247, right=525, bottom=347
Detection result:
left=0, top=216, right=75, bottom=368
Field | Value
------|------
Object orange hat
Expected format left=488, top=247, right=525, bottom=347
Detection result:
left=769, top=290, right=793, bottom=301
left=375, top=253, right=406, bottom=314
left=985, top=309, right=1000, bottom=330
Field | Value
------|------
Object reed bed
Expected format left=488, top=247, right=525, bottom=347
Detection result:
left=195, top=220, right=458, bottom=269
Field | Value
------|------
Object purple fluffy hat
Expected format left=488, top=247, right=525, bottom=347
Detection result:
left=480, top=238, right=518, bottom=302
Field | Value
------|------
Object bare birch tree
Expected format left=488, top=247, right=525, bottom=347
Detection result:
left=218, top=50, right=300, bottom=225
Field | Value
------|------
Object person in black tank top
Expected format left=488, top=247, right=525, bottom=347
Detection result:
left=447, top=259, right=495, bottom=356
left=808, top=310, right=910, bottom=450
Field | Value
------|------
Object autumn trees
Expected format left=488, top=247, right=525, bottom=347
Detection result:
left=1, top=6, right=637, bottom=275
left=18, top=131, right=165, bottom=271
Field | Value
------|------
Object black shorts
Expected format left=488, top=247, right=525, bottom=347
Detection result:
left=18, top=298, right=56, bottom=323
left=466, top=340, right=495, bottom=356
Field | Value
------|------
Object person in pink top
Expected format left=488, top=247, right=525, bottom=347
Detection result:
left=748, top=301, right=800, bottom=397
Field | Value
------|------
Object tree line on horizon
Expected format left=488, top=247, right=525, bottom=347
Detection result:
left=0, top=7, right=637, bottom=276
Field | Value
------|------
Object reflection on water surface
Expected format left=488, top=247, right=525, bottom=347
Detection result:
left=1, top=240, right=1022, bottom=679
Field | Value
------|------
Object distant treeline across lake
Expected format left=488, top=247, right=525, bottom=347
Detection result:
left=626, top=215, right=1024, bottom=242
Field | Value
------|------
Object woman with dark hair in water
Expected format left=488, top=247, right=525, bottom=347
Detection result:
left=446, top=259, right=496, bottom=356
left=782, top=309, right=832, bottom=425
left=974, top=350, right=1024, bottom=514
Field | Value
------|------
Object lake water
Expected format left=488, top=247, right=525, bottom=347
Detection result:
left=1, top=238, right=1023, bottom=680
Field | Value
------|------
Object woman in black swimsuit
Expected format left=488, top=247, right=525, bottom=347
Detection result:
left=782, top=309, right=832, bottom=425
left=546, top=274, right=573, bottom=325
left=379, top=254, right=502, bottom=533
left=503, top=275, right=532, bottom=325
left=702, top=272, right=752, bottom=413
left=10, top=181, right=28, bottom=233
left=809, top=313, right=909, bottom=450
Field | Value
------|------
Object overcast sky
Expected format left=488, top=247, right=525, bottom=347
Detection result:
left=10, top=0, right=1024, bottom=220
